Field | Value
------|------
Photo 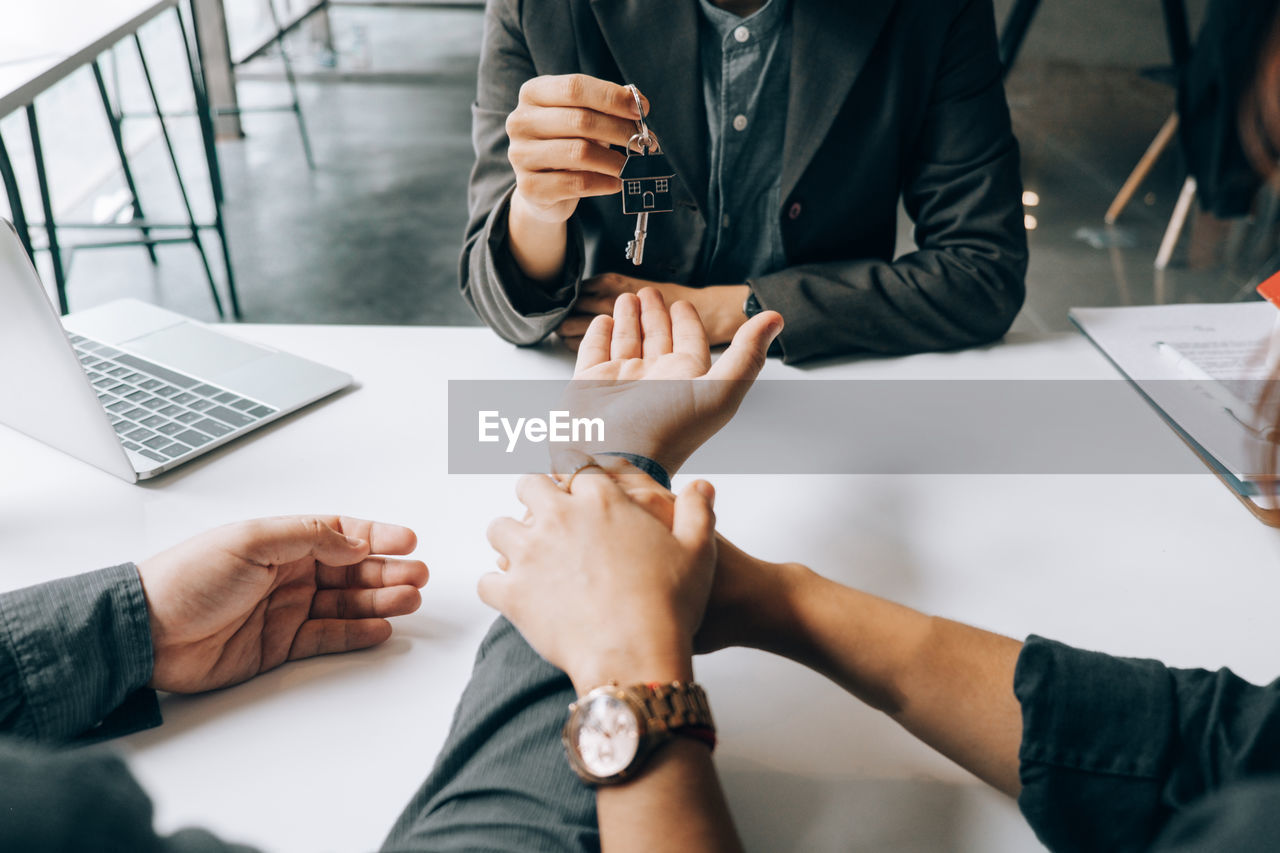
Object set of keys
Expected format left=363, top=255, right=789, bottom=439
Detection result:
left=619, top=84, right=674, bottom=266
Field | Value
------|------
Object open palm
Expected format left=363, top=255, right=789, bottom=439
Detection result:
left=137, top=515, right=428, bottom=694
left=564, top=288, right=782, bottom=475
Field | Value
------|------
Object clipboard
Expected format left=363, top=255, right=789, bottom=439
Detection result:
left=1070, top=298, right=1280, bottom=526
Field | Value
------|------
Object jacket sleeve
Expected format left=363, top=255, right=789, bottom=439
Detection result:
left=0, top=564, right=160, bottom=743
left=1015, top=635, right=1280, bottom=852
left=0, top=737, right=260, bottom=853
left=460, top=0, right=587, bottom=345
left=749, top=0, right=1027, bottom=364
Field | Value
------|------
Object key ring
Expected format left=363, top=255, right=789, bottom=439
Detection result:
left=627, top=133, right=662, bottom=156
left=626, top=84, right=658, bottom=154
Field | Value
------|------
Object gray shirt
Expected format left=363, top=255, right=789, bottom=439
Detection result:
left=696, top=0, right=791, bottom=284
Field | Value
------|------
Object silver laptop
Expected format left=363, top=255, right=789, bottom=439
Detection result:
left=0, top=219, right=353, bottom=482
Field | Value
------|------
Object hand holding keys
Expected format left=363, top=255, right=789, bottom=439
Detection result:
left=620, top=84, right=674, bottom=266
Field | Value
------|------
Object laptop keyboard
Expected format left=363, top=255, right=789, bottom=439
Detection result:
left=69, top=334, right=278, bottom=466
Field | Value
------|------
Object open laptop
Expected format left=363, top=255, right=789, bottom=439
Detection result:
left=0, top=219, right=353, bottom=482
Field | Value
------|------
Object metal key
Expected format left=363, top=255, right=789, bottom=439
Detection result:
left=620, top=84, right=674, bottom=266
left=626, top=213, right=649, bottom=265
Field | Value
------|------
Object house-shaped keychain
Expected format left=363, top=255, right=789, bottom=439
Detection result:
left=620, top=154, right=675, bottom=215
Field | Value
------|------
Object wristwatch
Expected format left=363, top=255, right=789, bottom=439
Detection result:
left=743, top=289, right=763, bottom=318
left=562, top=681, right=716, bottom=786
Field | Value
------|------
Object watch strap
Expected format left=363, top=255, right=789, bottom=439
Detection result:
left=624, top=681, right=716, bottom=750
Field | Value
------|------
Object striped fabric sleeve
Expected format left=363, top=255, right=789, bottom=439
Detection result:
left=0, top=564, right=159, bottom=743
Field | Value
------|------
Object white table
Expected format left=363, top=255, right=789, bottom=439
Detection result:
left=4, top=325, right=1280, bottom=852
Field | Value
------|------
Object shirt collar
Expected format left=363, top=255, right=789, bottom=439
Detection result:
left=696, top=0, right=789, bottom=43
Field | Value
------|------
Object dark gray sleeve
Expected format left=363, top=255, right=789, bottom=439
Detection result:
left=749, top=0, right=1027, bottom=364
left=1015, top=635, right=1280, bottom=852
left=381, top=617, right=597, bottom=853
left=460, top=0, right=587, bottom=345
left=0, top=564, right=161, bottom=743
left=0, top=737, right=259, bottom=853
left=1152, top=779, right=1280, bottom=852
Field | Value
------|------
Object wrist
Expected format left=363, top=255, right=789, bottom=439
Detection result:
left=568, top=643, right=695, bottom=696
left=717, top=542, right=813, bottom=655
left=508, top=190, right=570, bottom=282
left=699, top=284, right=749, bottom=345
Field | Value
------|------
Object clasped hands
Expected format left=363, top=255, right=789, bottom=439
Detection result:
left=481, top=290, right=788, bottom=691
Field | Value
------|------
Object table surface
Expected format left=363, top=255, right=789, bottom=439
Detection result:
left=0, top=0, right=177, bottom=118
left=4, top=325, right=1280, bottom=853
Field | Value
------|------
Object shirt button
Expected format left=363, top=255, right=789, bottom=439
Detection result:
left=722, top=214, right=731, bottom=228
left=788, top=201, right=802, bottom=220
left=733, top=26, right=750, bottom=43
left=732, top=114, right=748, bottom=132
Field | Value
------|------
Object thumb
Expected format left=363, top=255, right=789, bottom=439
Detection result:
left=477, top=571, right=511, bottom=616
left=232, top=516, right=370, bottom=567
left=707, top=310, right=782, bottom=383
left=671, top=480, right=717, bottom=556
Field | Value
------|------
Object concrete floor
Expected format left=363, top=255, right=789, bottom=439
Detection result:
left=41, top=1, right=1280, bottom=333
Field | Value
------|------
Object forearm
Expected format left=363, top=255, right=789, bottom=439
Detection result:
left=461, top=187, right=583, bottom=345
left=507, top=192, right=569, bottom=283
left=748, top=244, right=1024, bottom=363
left=737, top=549, right=1022, bottom=795
left=597, top=740, right=742, bottom=853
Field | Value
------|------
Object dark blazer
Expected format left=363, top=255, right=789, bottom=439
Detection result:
left=461, top=0, right=1028, bottom=363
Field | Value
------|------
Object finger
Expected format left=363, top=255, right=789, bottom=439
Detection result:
left=629, top=488, right=677, bottom=529
left=310, top=585, right=423, bottom=619
left=670, top=300, right=712, bottom=370
left=316, top=557, right=430, bottom=590
left=518, top=171, right=622, bottom=207
left=565, top=463, right=623, bottom=501
left=610, top=292, right=643, bottom=360
left=510, top=107, right=641, bottom=150
left=671, top=481, right=717, bottom=554
left=289, top=618, right=393, bottom=660
left=637, top=287, right=673, bottom=359
left=486, top=516, right=528, bottom=556
left=477, top=571, right=511, bottom=615
left=515, top=472, right=567, bottom=511
left=551, top=445, right=597, bottom=480
left=508, top=137, right=628, bottom=177
left=706, top=311, right=784, bottom=383
left=332, top=518, right=419, bottom=556
left=520, top=74, right=643, bottom=120
left=563, top=336, right=582, bottom=352
left=230, top=516, right=370, bottom=569
left=574, top=314, right=614, bottom=372
left=572, top=295, right=617, bottom=316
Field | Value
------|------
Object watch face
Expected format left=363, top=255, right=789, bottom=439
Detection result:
left=574, top=693, right=640, bottom=778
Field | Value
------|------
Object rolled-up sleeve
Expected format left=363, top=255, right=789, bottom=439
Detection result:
left=0, top=564, right=159, bottom=743
left=1015, top=635, right=1280, bottom=852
